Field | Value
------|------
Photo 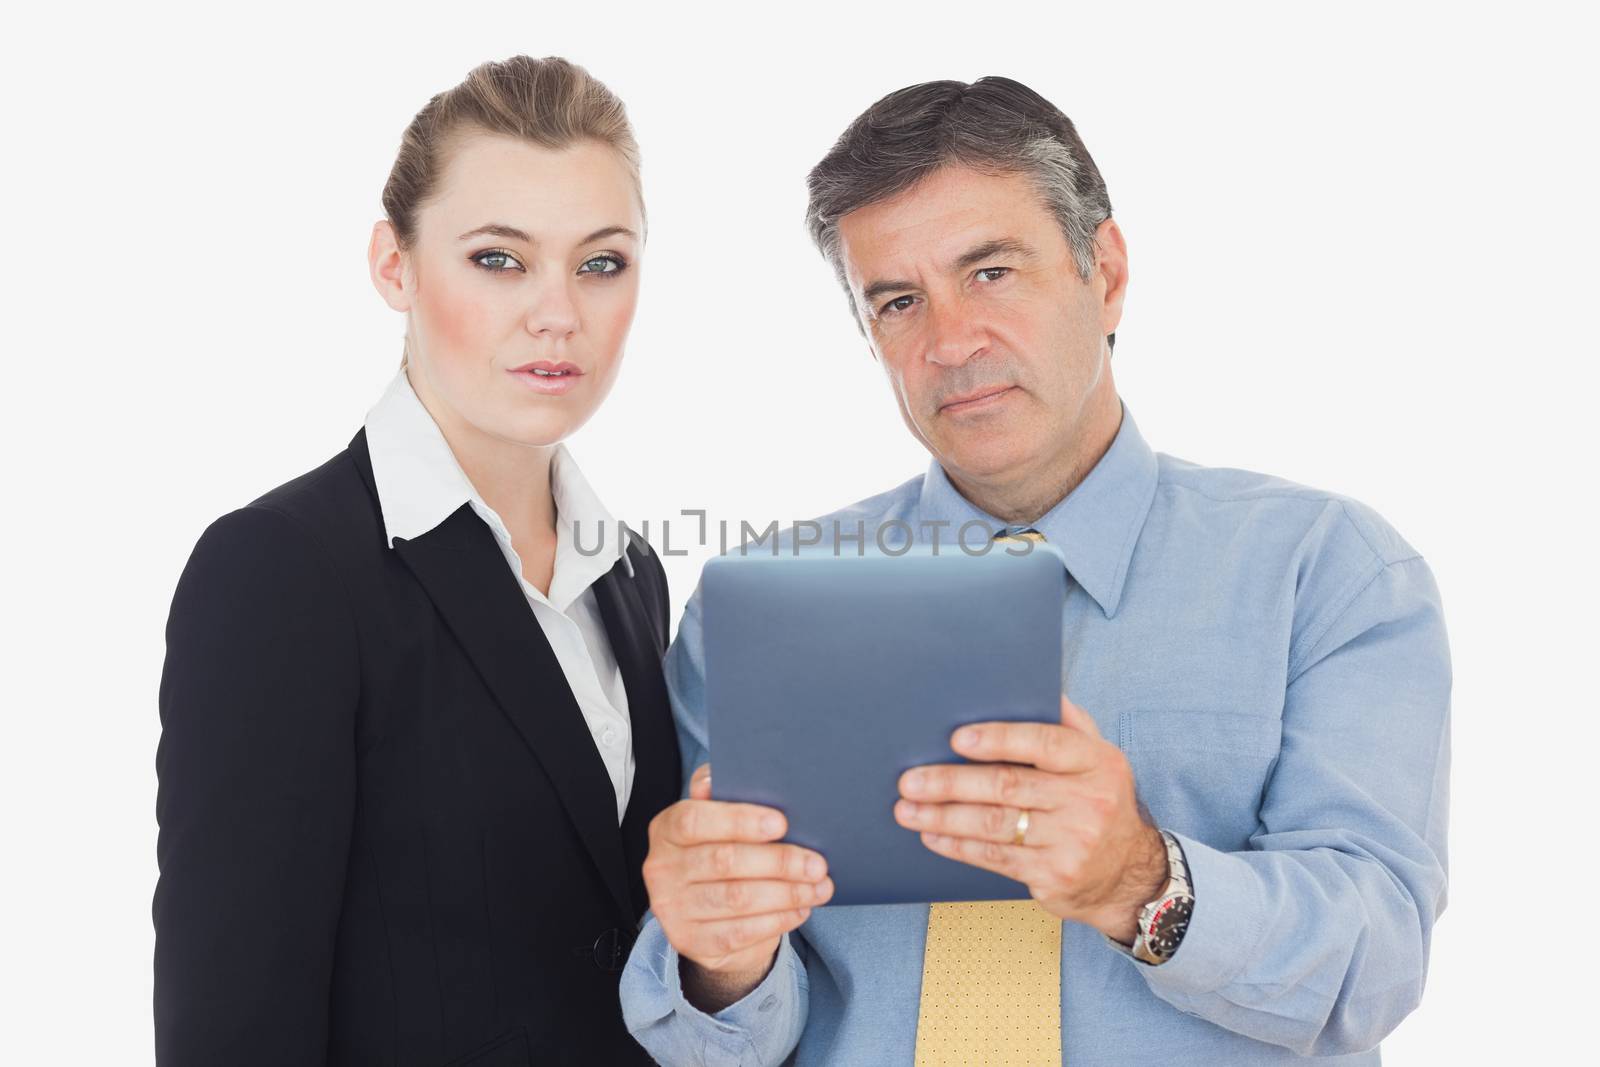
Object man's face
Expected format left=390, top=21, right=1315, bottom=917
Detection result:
left=837, top=165, right=1125, bottom=492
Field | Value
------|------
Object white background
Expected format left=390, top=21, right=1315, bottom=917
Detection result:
left=4, top=1, right=1595, bottom=1061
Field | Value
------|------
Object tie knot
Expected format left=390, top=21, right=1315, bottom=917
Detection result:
left=993, top=526, right=1047, bottom=545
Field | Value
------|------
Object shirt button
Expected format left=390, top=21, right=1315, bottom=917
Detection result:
left=601, top=727, right=618, bottom=747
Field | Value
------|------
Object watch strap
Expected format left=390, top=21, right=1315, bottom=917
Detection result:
left=1106, top=829, right=1193, bottom=966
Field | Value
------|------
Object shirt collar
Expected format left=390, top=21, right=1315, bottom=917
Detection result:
left=917, top=401, right=1158, bottom=617
left=362, top=366, right=634, bottom=588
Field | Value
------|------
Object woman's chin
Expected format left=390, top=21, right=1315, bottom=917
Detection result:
left=479, top=406, right=594, bottom=450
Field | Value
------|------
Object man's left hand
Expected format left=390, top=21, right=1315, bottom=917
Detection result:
left=894, top=694, right=1169, bottom=943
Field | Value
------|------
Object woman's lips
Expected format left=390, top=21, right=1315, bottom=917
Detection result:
left=939, top=384, right=1016, bottom=414
left=508, top=361, right=584, bottom=396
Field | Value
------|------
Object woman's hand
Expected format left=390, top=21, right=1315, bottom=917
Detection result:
left=643, top=764, right=832, bottom=1007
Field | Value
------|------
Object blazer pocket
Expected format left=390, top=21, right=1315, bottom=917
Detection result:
left=443, top=1027, right=531, bottom=1067
left=1116, top=709, right=1283, bottom=847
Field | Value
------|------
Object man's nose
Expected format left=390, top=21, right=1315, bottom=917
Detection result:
left=922, top=295, right=984, bottom=367
left=524, top=277, right=581, bottom=339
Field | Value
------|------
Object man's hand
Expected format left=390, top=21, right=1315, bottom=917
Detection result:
left=644, top=764, right=833, bottom=1010
left=893, top=695, right=1168, bottom=943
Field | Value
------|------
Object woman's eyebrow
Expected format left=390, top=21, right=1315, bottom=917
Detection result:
left=456, top=223, right=639, bottom=244
left=578, top=225, right=639, bottom=244
left=458, top=222, right=532, bottom=243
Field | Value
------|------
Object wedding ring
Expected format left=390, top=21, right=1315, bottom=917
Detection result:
left=1012, top=809, right=1031, bottom=846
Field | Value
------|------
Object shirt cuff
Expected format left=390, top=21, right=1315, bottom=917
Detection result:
left=623, top=914, right=805, bottom=1065
left=1110, top=830, right=1266, bottom=997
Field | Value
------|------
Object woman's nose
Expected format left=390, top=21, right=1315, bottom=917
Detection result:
left=524, top=279, right=580, bottom=339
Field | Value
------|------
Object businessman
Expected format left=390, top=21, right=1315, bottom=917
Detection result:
left=621, top=76, right=1450, bottom=1065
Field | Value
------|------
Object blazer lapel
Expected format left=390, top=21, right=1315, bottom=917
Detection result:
left=391, top=504, right=635, bottom=921
left=591, top=560, right=682, bottom=915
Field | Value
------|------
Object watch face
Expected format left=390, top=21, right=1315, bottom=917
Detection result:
left=1148, top=896, right=1193, bottom=959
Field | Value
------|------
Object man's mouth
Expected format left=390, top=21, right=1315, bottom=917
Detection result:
left=938, top=384, right=1016, bottom=413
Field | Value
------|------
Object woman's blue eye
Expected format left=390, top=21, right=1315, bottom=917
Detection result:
left=579, top=255, right=625, bottom=275
left=472, top=250, right=523, bottom=273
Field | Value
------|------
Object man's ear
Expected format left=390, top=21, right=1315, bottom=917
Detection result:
left=368, top=220, right=412, bottom=312
left=1093, top=217, right=1129, bottom=341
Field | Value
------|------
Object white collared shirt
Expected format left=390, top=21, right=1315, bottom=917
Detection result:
left=363, top=367, right=637, bottom=822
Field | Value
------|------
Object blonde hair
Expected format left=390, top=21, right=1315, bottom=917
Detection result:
left=382, top=55, right=643, bottom=367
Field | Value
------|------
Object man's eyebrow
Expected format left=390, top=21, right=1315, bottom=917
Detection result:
left=860, top=238, right=1039, bottom=309
left=457, top=223, right=639, bottom=244
left=862, top=277, right=919, bottom=308
left=951, top=238, right=1037, bottom=272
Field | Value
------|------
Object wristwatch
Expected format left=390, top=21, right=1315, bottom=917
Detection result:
left=1112, top=829, right=1194, bottom=966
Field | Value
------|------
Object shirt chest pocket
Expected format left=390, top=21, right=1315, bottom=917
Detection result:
left=1115, top=709, right=1282, bottom=850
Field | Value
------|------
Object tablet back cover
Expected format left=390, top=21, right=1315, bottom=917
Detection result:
left=703, top=548, right=1066, bottom=905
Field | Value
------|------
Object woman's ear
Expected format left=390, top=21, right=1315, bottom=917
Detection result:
left=368, top=220, right=412, bottom=312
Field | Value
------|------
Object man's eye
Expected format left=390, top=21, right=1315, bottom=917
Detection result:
left=882, top=295, right=917, bottom=316
left=976, top=267, right=1010, bottom=282
left=579, top=255, right=626, bottom=275
left=472, top=250, right=524, bottom=273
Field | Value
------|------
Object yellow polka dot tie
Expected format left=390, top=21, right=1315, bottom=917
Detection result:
left=913, top=526, right=1062, bottom=1066
left=914, top=899, right=1063, bottom=1065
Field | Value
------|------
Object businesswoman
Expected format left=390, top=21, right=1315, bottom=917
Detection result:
left=153, top=56, right=679, bottom=1065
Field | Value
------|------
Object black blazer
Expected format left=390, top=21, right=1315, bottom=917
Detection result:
left=154, top=428, right=681, bottom=1066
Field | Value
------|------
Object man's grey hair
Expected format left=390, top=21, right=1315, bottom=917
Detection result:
left=805, top=76, right=1116, bottom=350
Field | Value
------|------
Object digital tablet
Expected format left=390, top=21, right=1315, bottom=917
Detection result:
left=702, top=546, right=1067, bottom=905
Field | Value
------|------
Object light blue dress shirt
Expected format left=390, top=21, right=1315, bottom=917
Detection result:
left=621, top=405, right=1450, bottom=1065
